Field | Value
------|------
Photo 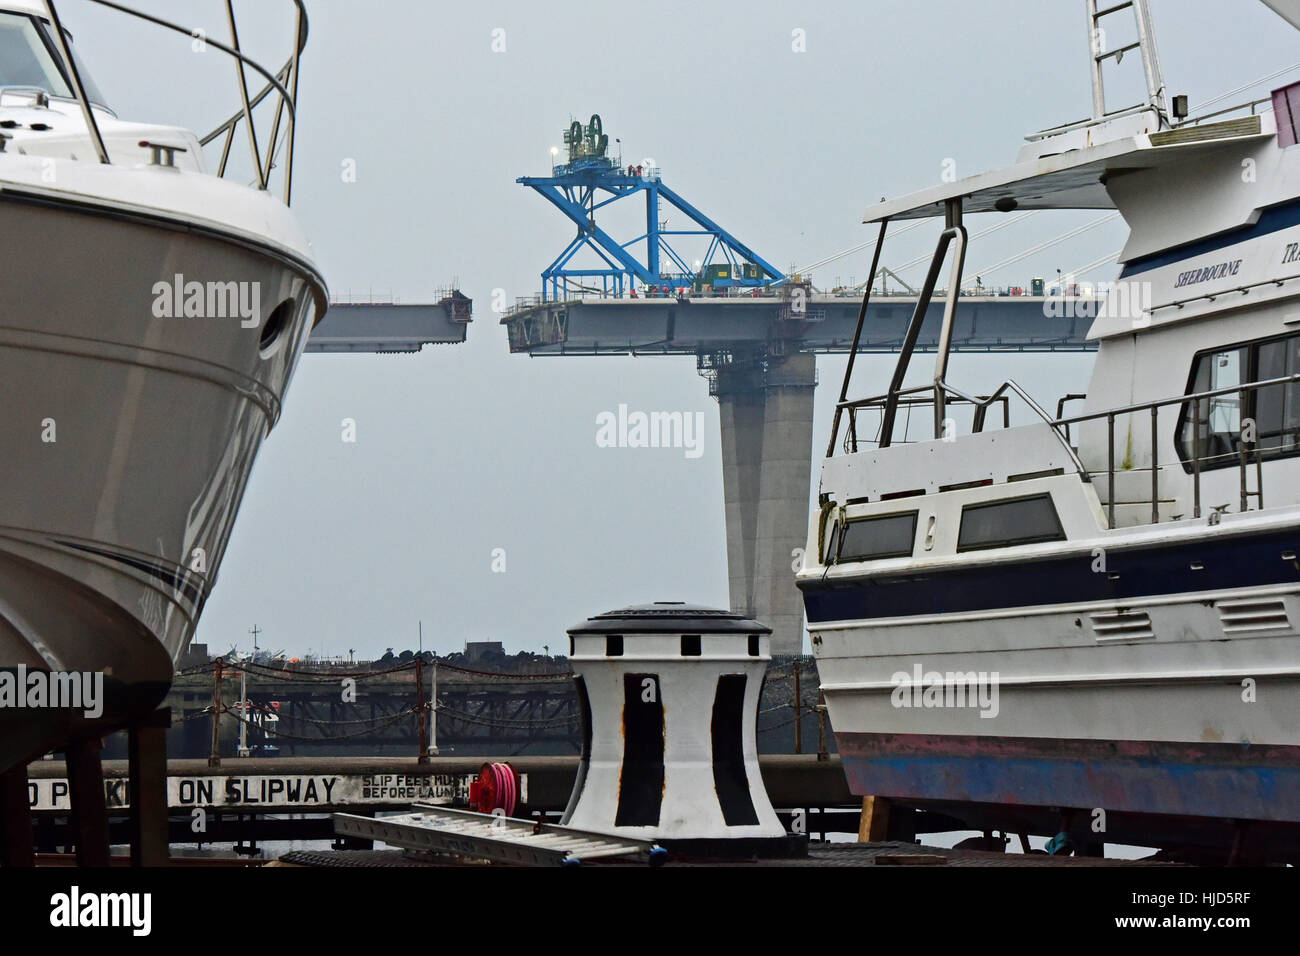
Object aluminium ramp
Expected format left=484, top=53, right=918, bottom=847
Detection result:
left=332, top=804, right=666, bottom=867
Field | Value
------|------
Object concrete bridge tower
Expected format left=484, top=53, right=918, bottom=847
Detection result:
left=711, top=350, right=817, bottom=656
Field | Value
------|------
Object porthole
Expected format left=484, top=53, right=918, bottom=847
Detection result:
left=259, top=297, right=295, bottom=356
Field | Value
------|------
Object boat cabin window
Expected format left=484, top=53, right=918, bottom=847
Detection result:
left=0, top=13, right=107, bottom=108
left=1177, top=331, right=1300, bottom=470
left=821, top=513, right=840, bottom=563
left=837, top=511, right=918, bottom=561
left=956, top=495, right=1064, bottom=552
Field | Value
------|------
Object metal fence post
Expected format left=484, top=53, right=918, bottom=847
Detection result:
left=208, top=659, right=224, bottom=767
left=793, top=660, right=803, bottom=754
left=429, top=662, right=439, bottom=757
left=416, top=657, right=428, bottom=764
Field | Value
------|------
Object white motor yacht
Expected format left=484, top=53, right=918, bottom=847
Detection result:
left=0, top=1, right=326, bottom=768
left=798, top=0, right=1300, bottom=860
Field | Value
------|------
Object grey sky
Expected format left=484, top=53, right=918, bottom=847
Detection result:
left=64, top=1, right=1300, bottom=658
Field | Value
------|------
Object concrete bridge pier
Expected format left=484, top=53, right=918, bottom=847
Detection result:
left=714, top=352, right=817, bottom=656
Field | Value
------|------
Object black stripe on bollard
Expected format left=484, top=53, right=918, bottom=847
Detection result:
left=615, top=673, right=664, bottom=827
left=712, top=673, right=759, bottom=826
left=560, top=675, right=594, bottom=824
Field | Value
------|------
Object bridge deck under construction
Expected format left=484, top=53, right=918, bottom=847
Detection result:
left=503, top=293, right=1103, bottom=356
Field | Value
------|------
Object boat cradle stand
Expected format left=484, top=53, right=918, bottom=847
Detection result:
left=0, top=707, right=171, bottom=867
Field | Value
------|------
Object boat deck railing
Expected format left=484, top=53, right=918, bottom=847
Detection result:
left=833, top=373, right=1300, bottom=530
left=1054, top=374, right=1295, bottom=526
left=825, top=150, right=1299, bottom=534
left=42, top=0, right=309, bottom=204
left=1024, top=94, right=1274, bottom=143
left=1177, top=95, right=1275, bottom=128
left=835, top=390, right=1011, bottom=449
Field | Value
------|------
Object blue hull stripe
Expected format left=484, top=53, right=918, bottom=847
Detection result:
left=837, top=733, right=1300, bottom=823
left=801, top=526, right=1300, bottom=623
left=1120, top=198, right=1300, bottom=277
left=840, top=753, right=1300, bottom=822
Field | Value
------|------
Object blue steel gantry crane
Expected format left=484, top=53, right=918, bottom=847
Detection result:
left=517, top=114, right=785, bottom=301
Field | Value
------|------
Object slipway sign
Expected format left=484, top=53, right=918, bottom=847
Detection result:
left=28, top=772, right=527, bottom=812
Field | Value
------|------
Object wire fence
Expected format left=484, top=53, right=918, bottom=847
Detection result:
left=178, top=656, right=827, bottom=759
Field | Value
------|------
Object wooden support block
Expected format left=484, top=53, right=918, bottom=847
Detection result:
left=858, top=794, right=891, bottom=843
left=129, top=708, right=171, bottom=867
left=66, top=737, right=110, bottom=867
left=0, top=763, right=35, bottom=867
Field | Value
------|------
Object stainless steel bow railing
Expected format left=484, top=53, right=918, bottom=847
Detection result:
left=41, top=0, right=309, bottom=204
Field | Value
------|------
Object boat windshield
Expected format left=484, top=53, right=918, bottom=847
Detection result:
left=0, top=11, right=107, bottom=108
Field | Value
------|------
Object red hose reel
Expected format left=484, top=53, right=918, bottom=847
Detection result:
left=469, top=761, right=520, bottom=816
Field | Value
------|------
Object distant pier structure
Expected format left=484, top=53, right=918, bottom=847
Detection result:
left=506, top=115, right=1100, bottom=655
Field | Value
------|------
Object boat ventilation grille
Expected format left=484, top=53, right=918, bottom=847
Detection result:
left=1148, top=115, right=1262, bottom=147
left=1089, top=609, right=1154, bottom=641
left=1216, top=598, right=1291, bottom=635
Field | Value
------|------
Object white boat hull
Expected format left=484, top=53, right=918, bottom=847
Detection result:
left=0, top=185, right=324, bottom=766
left=802, top=518, right=1300, bottom=845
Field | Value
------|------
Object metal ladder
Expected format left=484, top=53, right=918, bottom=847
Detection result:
left=1086, top=0, right=1169, bottom=123
left=333, top=805, right=666, bottom=867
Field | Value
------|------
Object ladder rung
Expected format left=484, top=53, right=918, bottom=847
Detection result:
left=561, top=839, right=628, bottom=851
left=434, top=821, right=482, bottom=835
left=1095, top=41, right=1141, bottom=63
left=1093, top=1, right=1134, bottom=19
left=517, top=832, right=567, bottom=844
left=526, top=833, right=591, bottom=848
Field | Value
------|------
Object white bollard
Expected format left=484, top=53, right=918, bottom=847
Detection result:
left=561, top=602, right=798, bottom=856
